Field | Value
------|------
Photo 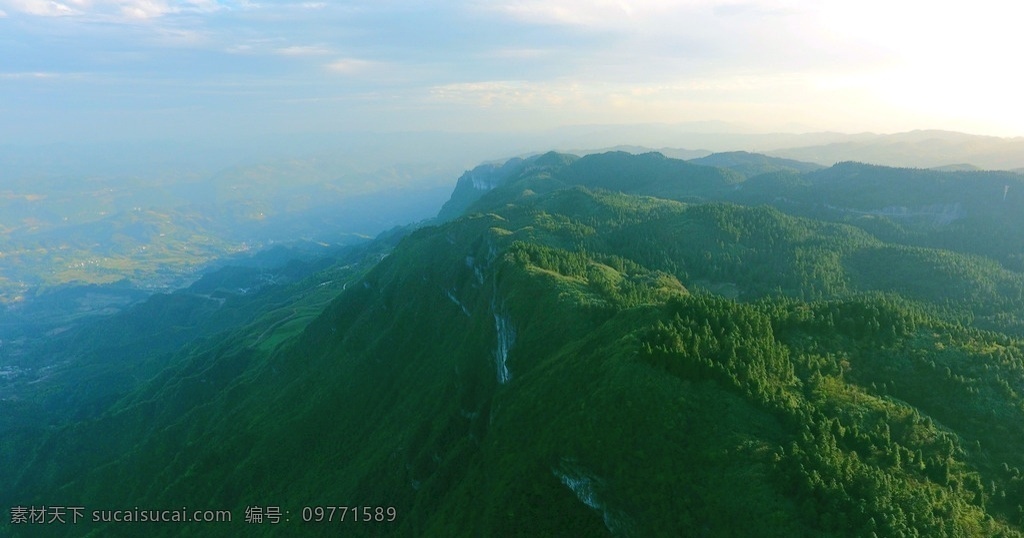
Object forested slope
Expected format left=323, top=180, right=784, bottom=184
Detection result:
left=6, top=151, right=1024, bottom=537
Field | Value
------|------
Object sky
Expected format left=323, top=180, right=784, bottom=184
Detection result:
left=2, top=0, right=1023, bottom=145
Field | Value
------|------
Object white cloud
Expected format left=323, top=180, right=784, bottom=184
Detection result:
left=224, top=43, right=253, bottom=54
left=118, top=0, right=173, bottom=19
left=225, top=38, right=312, bottom=55
left=7, top=0, right=80, bottom=17
left=326, top=58, right=375, bottom=75
left=430, top=80, right=585, bottom=108
left=4, top=0, right=223, bottom=20
left=151, top=26, right=208, bottom=45
left=475, top=0, right=780, bottom=28
left=0, top=71, right=63, bottom=79
left=276, top=45, right=331, bottom=56
left=481, top=0, right=642, bottom=27
left=428, top=75, right=810, bottom=110
left=484, top=48, right=551, bottom=60
left=126, top=0, right=223, bottom=18
left=422, top=72, right=892, bottom=133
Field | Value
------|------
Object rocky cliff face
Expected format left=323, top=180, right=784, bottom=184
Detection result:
left=434, top=157, right=528, bottom=222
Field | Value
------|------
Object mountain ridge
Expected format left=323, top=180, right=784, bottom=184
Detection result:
left=5, top=149, right=1024, bottom=536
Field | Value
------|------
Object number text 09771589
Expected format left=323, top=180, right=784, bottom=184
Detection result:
left=301, top=506, right=397, bottom=523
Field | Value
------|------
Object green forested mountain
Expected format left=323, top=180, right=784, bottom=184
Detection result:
left=5, top=151, right=1024, bottom=537
left=689, top=151, right=824, bottom=178
left=731, top=162, right=1024, bottom=272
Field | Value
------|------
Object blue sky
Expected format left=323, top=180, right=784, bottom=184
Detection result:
left=2, top=1, right=1022, bottom=145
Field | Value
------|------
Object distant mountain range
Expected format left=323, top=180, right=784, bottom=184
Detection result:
left=566, top=129, right=1024, bottom=171
left=766, top=129, right=1024, bottom=170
